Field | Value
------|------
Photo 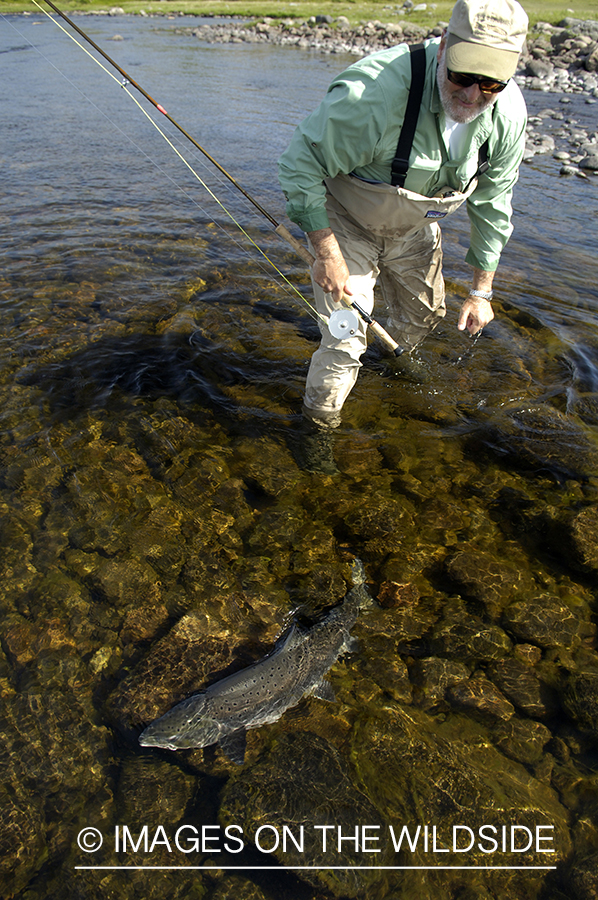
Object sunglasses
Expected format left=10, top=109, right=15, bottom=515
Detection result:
left=446, top=68, right=508, bottom=94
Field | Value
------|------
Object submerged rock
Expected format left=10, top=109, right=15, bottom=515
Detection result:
left=488, top=658, right=558, bottom=719
left=431, top=602, right=513, bottom=662
left=116, top=756, right=196, bottom=828
left=49, top=866, right=208, bottom=900
left=568, top=505, right=598, bottom=573
left=351, top=705, right=571, bottom=897
left=571, top=392, right=598, bottom=426
left=0, top=779, right=45, bottom=900
left=567, top=851, right=598, bottom=900
left=211, top=876, right=270, bottom=900
left=491, top=718, right=553, bottom=765
left=445, top=547, right=536, bottom=618
left=446, top=676, right=515, bottom=723
left=220, top=731, right=389, bottom=898
left=411, top=656, right=471, bottom=709
left=562, top=671, right=598, bottom=739
left=471, top=404, right=598, bottom=481
left=534, top=502, right=598, bottom=578
left=342, top=494, right=415, bottom=557
left=377, top=580, right=420, bottom=608
left=0, top=690, right=111, bottom=898
left=502, top=595, right=591, bottom=649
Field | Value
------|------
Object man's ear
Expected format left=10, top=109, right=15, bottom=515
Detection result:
left=437, top=31, right=447, bottom=60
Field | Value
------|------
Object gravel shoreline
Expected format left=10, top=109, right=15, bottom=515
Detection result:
left=180, top=13, right=598, bottom=97
left=173, top=12, right=598, bottom=178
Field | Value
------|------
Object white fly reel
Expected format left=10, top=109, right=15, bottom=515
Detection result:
left=327, top=308, right=361, bottom=340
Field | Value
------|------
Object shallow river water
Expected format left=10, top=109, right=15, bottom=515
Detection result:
left=1, top=11, right=598, bottom=900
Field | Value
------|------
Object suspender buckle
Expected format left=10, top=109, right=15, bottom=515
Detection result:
left=390, top=157, right=410, bottom=187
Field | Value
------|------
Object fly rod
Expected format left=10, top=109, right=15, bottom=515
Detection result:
left=38, top=0, right=403, bottom=356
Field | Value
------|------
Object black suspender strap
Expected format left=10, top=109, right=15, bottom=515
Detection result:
left=390, top=43, right=427, bottom=188
left=477, top=139, right=490, bottom=176
left=391, top=43, right=493, bottom=193
left=463, top=138, right=491, bottom=193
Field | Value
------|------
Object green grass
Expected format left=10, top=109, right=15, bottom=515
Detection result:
left=3, top=0, right=598, bottom=29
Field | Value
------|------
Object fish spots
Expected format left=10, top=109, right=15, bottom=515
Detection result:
left=138, top=563, right=371, bottom=758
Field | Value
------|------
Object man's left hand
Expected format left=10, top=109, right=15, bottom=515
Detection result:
left=458, top=296, right=494, bottom=335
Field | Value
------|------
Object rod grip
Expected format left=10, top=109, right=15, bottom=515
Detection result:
left=367, top=320, right=403, bottom=356
left=274, top=223, right=314, bottom=267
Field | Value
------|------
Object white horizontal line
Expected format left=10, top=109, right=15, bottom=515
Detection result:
left=75, top=865, right=557, bottom=871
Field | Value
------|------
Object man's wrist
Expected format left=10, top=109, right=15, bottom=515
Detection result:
left=309, top=228, right=342, bottom=260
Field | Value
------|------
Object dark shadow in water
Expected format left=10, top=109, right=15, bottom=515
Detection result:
left=20, top=332, right=235, bottom=411
left=18, top=328, right=304, bottom=439
left=461, top=412, right=598, bottom=484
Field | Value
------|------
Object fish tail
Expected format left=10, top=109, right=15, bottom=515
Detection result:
left=349, top=557, right=375, bottom=610
left=351, top=557, right=366, bottom=586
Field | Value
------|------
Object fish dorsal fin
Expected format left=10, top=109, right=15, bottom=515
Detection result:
left=307, top=678, right=336, bottom=702
left=219, top=728, right=247, bottom=765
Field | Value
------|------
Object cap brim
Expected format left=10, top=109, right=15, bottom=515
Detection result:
left=446, top=34, right=519, bottom=81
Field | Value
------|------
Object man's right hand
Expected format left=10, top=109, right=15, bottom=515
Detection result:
left=308, top=228, right=351, bottom=304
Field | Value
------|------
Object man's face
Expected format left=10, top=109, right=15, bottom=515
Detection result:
left=436, top=38, right=499, bottom=124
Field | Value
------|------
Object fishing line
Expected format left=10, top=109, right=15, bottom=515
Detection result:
left=2, top=12, right=310, bottom=322
left=22, top=0, right=404, bottom=353
left=27, top=0, right=326, bottom=326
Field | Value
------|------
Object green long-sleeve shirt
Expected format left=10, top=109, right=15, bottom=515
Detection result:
left=278, top=38, right=527, bottom=272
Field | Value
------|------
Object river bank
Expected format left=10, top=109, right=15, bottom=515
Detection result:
left=67, top=5, right=598, bottom=98
left=177, top=14, right=598, bottom=176
left=17, top=4, right=598, bottom=174
left=181, top=14, right=598, bottom=94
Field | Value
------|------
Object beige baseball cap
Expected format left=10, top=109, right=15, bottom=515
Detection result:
left=446, top=0, right=529, bottom=82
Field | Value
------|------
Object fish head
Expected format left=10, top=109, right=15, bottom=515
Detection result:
left=138, top=694, right=220, bottom=751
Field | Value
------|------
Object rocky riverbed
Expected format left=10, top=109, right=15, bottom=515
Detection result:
left=177, top=13, right=598, bottom=178
left=2, top=13, right=598, bottom=900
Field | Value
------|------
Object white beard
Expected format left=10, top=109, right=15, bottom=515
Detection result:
left=436, top=46, right=499, bottom=124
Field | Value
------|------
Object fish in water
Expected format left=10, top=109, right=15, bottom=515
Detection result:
left=139, top=559, right=372, bottom=764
